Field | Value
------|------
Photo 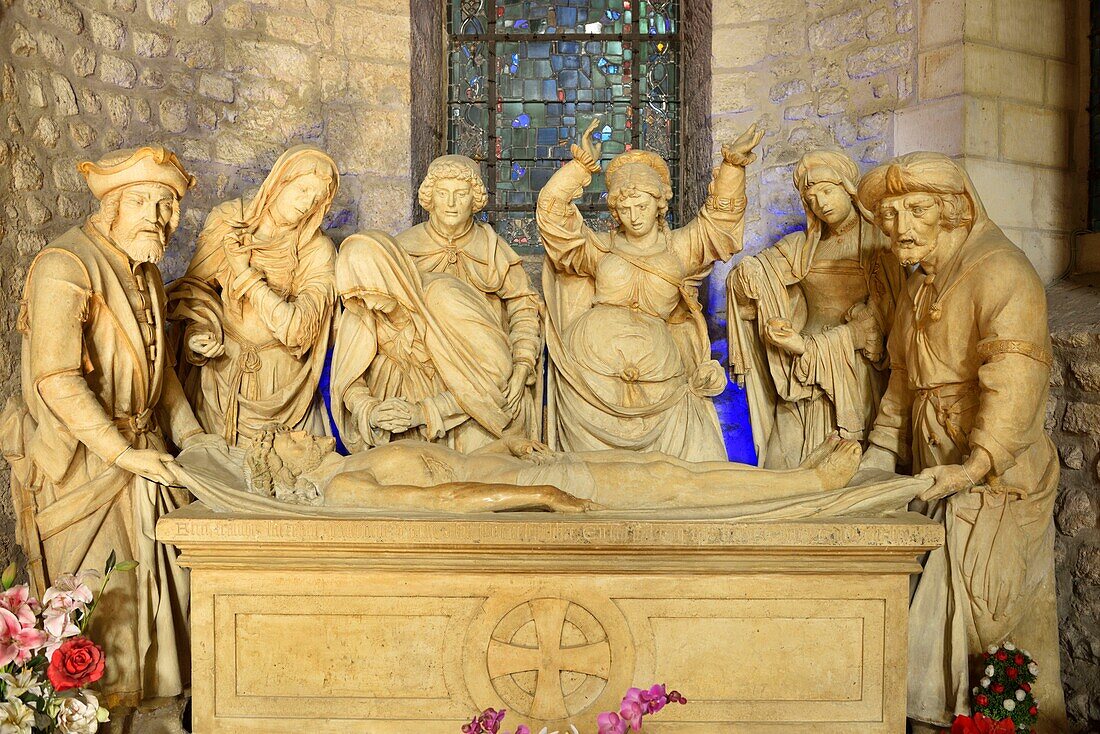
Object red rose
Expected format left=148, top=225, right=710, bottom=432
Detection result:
left=1006, top=667, right=1018, bottom=679
left=991, top=683, right=1005, bottom=694
left=976, top=694, right=989, bottom=706
left=995, top=650, right=1008, bottom=661
left=1014, top=654, right=1024, bottom=665
left=1029, top=706, right=1038, bottom=716
left=47, top=636, right=105, bottom=692
left=1021, top=683, right=1031, bottom=693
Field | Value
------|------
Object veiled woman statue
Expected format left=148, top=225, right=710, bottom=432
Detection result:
left=329, top=232, right=517, bottom=454
left=728, top=149, right=905, bottom=468
left=537, top=119, right=763, bottom=461
left=167, top=145, right=339, bottom=445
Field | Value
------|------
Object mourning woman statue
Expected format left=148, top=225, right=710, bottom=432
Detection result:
left=728, top=150, right=905, bottom=468
left=394, top=154, right=543, bottom=436
left=537, top=119, right=763, bottom=460
left=167, top=146, right=339, bottom=445
left=329, top=231, right=520, bottom=454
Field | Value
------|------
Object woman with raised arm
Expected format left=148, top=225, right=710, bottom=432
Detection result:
left=537, top=119, right=763, bottom=461
left=167, top=145, right=339, bottom=446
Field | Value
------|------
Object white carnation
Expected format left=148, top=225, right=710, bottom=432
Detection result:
left=1028, top=661, right=1039, bottom=675
left=1022, top=649, right=1031, bottom=658
left=981, top=677, right=991, bottom=688
left=985, top=665, right=995, bottom=677
left=973, top=687, right=980, bottom=695
left=987, top=644, right=998, bottom=654
left=1004, top=642, right=1016, bottom=651
left=1003, top=699, right=1016, bottom=712
left=1016, top=689, right=1026, bottom=701
left=0, top=699, right=34, bottom=734
left=56, top=693, right=101, bottom=734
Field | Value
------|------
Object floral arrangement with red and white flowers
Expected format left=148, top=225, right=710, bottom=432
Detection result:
left=461, top=684, right=686, bottom=734
left=0, top=552, right=134, bottom=734
left=954, top=641, right=1039, bottom=734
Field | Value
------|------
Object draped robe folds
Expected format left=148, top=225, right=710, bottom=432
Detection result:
left=867, top=210, right=1067, bottom=730
left=395, top=222, right=543, bottom=439
left=0, top=225, right=203, bottom=706
left=330, top=232, right=515, bottom=454
left=728, top=223, right=904, bottom=468
left=537, top=159, right=746, bottom=461
left=166, top=199, right=336, bottom=445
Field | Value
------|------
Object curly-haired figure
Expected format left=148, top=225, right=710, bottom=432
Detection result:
left=536, top=120, right=763, bottom=460
left=390, top=155, right=543, bottom=438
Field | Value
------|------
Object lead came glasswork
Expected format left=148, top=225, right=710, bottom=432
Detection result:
left=447, top=0, right=681, bottom=252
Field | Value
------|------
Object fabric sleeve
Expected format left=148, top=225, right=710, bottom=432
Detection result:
left=968, top=255, right=1052, bottom=477
left=536, top=156, right=607, bottom=277
left=675, top=160, right=749, bottom=277
left=236, top=237, right=336, bottom=356
left=26, top=252, right=131, bottom=463
left=867, top=320, right=914, bottom=465
left=156, top=369, right=204, bottom=446
left=495, top=250, right=543, bottom=371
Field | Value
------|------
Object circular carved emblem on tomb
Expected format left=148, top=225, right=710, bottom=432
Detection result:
left=464, top=593, right=634, bottom=727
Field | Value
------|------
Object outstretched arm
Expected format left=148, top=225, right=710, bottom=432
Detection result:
left=536, top=119, right=608, bottom=277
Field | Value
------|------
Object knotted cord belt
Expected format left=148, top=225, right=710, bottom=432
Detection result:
left=222, top=322, right=280, bottom=446
left=915, top=380, right=978, bottom=451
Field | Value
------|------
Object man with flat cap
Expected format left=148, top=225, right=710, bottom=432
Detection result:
left=0, top=146, right=214, bottom=706
left=857, top=152, right=1066, bottom=732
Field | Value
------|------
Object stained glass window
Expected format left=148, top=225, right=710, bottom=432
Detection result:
left=447, top=0, right=681, bottom=253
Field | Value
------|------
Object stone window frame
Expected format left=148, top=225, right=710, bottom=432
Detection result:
left=411, top=0, right=712, bottom=238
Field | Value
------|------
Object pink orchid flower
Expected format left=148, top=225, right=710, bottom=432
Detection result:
left=597, top=711, right=628, bottom=734
left=0, top=586, right=39, bottom=628
left=0, top=608, right=47, bottom=666
left=506, top=727, right=530, bottom=734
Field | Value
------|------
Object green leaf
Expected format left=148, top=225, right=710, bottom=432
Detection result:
left=114, top=560, right=139, bottom=572
left=1, top=562, right=16, bottom=590
left=104, top=550, right=117, bottom=577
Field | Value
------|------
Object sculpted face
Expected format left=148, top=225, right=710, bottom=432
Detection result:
left=430, top=178, right=475, bottom=230
left=877, top=192, right=943, bottom=267
left=109, top=183, right=179, bottom=263
left=615, top=191, right=660, bottom=239
left=270, top=173, right=328, bottom=227
left=273, top=430, right=336, bottom=472
left=803, top=179, right=853, bottom=229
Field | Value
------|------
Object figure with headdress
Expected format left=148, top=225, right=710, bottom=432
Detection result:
left=167, top=146, right=339, bottom=446
left=389, top=154, right=544, bottom=438
left=329, top=231, right=520, bottom=453
left=0, top=147, right=215, bottom=705
left=728, top=149, right=906, bottom=468
left=857, top=152, right=1066, bottom=732
left=536, top=119, right=763, bottom=460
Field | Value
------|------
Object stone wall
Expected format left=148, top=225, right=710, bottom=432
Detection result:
left=706, top=0, right=918, bottom=313
left=1049, top=279, right=1100, bottom=731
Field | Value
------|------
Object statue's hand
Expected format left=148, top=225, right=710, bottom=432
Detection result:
left=845, top=303, right=884, bottom=359
left=722, top=123, right=765, bottom=166
left=503, top=363, right=530, bottom=418
left=917, top=463, right=975, bottom=502
left=369, top=398, right=415, bottom=433
left=764, top=318, right=806, bottom=355
left=115, top=447, right=179, bottom=486
left=187, top=331, right=225, bottom=359
left=504, top=436, right=555, bottom=464
left=223, top=220, right=252, bottom=276
left=733, top=256, right=764, bottom=301
left=577, top=117, right=604, bottom=165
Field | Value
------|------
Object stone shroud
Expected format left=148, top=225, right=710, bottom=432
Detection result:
left=159, top=505, right=942, bottom=733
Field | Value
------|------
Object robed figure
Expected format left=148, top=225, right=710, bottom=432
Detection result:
left=729, top=150, right=905, bottom=468
left=167, top=146, right=339, bottom=446
left=537, top=120, right=763, bottom=461
left=0, top=148, right=210, bottom=705
left=857, top=152, right=1067, bottom=733
left=330, top=232, right=518, bottom=454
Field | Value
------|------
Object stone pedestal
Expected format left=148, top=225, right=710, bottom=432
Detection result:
left=158, top=505, right=942, bottom=733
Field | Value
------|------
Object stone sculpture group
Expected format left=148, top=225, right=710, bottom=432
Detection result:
left=0, top=125, right=1067, bottom=732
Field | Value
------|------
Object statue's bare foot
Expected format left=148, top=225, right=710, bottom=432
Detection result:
left=811, top=438, right=862, bottom=489
left=799, top=434, right=843, bottom=469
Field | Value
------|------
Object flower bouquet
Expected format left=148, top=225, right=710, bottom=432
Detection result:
left=0, top=552, right=134, bottom=734
left=958, top=641, right=1039, bottom=733
left=461, top=684, right=686, bottom=734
